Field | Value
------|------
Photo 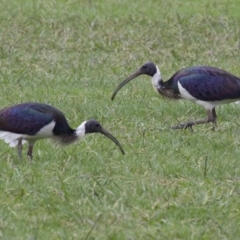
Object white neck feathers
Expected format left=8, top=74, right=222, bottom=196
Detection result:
left=75, top=121, right=86, bottom=139
left=151, top=66, right=162, bottom=90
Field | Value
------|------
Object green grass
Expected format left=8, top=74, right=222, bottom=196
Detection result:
left=1, top=0, right=240, bottom=239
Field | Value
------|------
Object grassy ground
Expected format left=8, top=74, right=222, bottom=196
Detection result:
left=1, top=0, right=240, bottom=239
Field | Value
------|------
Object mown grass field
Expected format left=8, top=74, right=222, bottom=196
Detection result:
left=1, top=0, right=240, bottom=239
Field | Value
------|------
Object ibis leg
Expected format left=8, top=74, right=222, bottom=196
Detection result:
left=208, top=108, right=217, bottom=125
left=172, top=108, right=217, bottom=130
left=27, top=144, right=34, bottom=160
left=17, top=139, right=23, bottom=159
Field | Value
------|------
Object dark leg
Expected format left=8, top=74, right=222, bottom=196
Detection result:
left=172, top=108, right=217, bottom=130
left=18, top=139, right=23, bottom=159
left=207, top=108, right=217, bottom=130
left=209, top=108, right=217, bottom=125
left=27, top=145, right=34, bottom=160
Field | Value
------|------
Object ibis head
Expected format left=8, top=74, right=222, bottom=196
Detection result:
left=111, top=62, right=159, bottom=100
left=84, top=119, right=125, bottom=155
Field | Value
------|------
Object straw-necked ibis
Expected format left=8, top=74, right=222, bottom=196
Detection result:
left=112, top=62, right=240, bottom=129
left=0, top=102, right=125, bottom=159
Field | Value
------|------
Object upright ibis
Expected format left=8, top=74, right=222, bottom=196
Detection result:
left=0, top=102, right=124, bottom=159
left=111, top=62, right=240, bottom=129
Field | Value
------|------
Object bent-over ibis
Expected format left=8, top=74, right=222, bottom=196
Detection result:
left=0, top=102, right=125, bottom=159
left=111, top=62, right=240, bottom=129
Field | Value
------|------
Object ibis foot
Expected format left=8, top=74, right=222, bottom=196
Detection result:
left=171, top=121, right=197, bottom=131
left=172, top=109, right=217, bottom=130
left=171, top=120, right=208, bottom=131
left=172, top=120, right=216, bottom=131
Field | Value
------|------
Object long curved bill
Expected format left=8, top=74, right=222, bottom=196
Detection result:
left=100, top=128, right=125, bottom=155
left=111, top=69, right=142, bottom=100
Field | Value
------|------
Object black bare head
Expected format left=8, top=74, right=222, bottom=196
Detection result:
left=85, top=119, right=103, bottom=134
left=139, top=62, right=157, bottom=77
left=111, top=62, right=158, bottom=100
left=85, top=119, right=125, bottom=155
